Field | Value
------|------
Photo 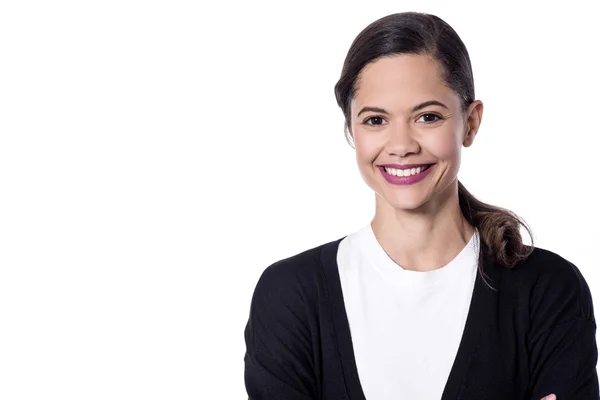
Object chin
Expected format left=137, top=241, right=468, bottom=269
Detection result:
left=378, top=190, right=431, bottom=212
left=388, top=199, right=429, bottom=212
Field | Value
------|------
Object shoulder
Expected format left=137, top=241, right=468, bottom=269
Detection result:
left=521, top=247, right=593, bottom=315
left=507, top=246, right=596, bottom=332
left=251, top=236, right=345, bottom=308
left=517, top=246, right=587, bottom=283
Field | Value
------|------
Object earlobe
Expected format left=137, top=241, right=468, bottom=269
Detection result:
left=463, top=129, right=476, bottom=147
left=463, top=100, right=483, bottom=147
left=469, top=100, right=484, bottom=129
left=461, top=127, right=472, bottom=147
left=345, top=121, right=353, bottom=136
left=345, top=124, right=355, bottom=148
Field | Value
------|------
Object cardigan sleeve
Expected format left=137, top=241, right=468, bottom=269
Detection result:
left=244, top=262, right=317, bottom=400
left=528, top=317, right=598, bottom=399
left=527, top=256, right=599, bottom=399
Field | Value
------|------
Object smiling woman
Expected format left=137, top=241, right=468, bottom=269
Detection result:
left=243, top=12, right=598, bottom=400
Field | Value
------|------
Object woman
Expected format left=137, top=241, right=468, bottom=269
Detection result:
left=243, top=12, right=598, bottom=400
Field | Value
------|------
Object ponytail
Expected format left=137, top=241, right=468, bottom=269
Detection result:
left=458, top=180, right=534, bottom=269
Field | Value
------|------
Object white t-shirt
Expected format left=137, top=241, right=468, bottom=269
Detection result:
left=337, top=224, right=480, bottom=399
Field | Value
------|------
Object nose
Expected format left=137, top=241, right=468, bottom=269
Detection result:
left=385, top=121, right=420, bottom=158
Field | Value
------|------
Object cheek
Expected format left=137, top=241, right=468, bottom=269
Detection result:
left=354, top=135, right=380, bottom=163
left=423, top=130, right=463, bottom=160
left=430, top=139, right=460, bottom=159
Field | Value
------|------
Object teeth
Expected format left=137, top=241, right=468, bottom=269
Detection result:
left=384, top=165, right=428, bottom=176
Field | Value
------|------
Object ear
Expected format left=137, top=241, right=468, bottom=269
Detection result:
left=345, top=123, right=356, bottom=148
left=463, top=100, right=483, bottom=147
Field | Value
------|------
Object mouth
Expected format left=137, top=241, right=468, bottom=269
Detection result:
left=380, top=164, right=434, bottom=177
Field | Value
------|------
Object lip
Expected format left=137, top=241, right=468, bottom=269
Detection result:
left=379, top=163, right=432, bottom=170
left=378, top=164, right=434, bottom=185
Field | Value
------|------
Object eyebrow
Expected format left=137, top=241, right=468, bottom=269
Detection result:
left=356, top=100, right=449, bottom=117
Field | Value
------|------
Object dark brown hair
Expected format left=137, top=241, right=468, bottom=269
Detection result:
left=334, top=12, right=533, bottom=270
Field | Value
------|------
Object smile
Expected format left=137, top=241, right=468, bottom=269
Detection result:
left=383, top=165, right=432, bottom=176
left=379, top=164, right=434, bottom=185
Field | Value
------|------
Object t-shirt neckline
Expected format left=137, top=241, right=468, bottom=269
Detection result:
left=358, top=223, right=479, bottom=287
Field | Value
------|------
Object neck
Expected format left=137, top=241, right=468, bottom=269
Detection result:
left=371, top=182, right=474, bottom=272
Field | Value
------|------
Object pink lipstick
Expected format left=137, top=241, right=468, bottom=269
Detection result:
left=378, top=164, right=434, bottom=185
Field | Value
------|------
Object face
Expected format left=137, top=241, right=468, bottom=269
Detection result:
left=349, top=54, right=483, bottom=213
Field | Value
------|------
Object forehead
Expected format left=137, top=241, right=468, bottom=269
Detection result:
left=352, top=54, right=458, bottom=111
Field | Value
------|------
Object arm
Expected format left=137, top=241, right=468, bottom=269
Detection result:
left=244, top=263, right=317, bottom=400
left=527, top=258, right=599, bottom=399
left=528, top=317, right=598, bottom=399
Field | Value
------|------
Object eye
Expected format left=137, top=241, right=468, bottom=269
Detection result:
left=363, top=116, right=387, bottom=126
left=416, top=113, right=442, bottom=123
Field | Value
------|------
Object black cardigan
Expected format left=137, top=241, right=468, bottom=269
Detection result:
left=244, top=236, right=599, bottom=399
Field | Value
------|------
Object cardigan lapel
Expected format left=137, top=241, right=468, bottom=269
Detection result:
left=321, top=237, right=368, bottom=400
left=321, top=238, right=499, bottom=400
left=440, top=244, right=499, bottom=399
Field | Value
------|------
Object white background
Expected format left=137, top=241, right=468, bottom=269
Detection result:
left=1, top=0, right=598, bottom=398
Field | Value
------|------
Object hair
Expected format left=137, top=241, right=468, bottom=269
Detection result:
left=334, top=12, right=533, bottom=272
